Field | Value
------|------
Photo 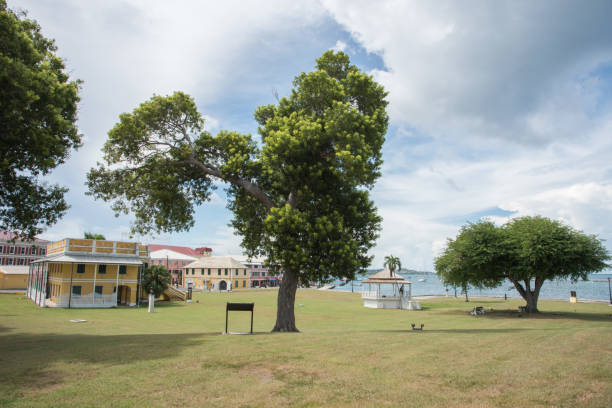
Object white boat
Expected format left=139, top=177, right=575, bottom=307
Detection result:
left=418, top=278, right=427, bottom=282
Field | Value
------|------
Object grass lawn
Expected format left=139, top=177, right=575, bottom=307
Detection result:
left=0, top=290, right=611, bottom=407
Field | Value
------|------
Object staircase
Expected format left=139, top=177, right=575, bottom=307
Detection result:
left=163, top=286, right=187, bottom=301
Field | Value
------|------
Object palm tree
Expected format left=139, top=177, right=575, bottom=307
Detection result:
left=142, top=265, right=170, bottom=312
left=383, top=255, right=402, bottom=277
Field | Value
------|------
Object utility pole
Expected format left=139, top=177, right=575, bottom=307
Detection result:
left=608, top=277, right=611, bottom=306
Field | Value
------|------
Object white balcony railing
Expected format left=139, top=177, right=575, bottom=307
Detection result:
left=50, top=293, right=117, bottom=308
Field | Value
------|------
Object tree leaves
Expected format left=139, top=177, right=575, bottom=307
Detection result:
left=435, top=216, right=611, bottom=310
left=1, top=2, right=81, bottom=238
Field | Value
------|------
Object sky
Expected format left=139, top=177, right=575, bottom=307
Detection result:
left=11, top=0, right=612, bottom=271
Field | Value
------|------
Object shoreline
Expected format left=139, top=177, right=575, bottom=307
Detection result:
left=308, top=288, right=612, bottom=304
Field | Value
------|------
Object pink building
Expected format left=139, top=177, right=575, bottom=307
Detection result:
left=148, top=244, right=212, bottom=286
left=229, top=255, right=281, bottom=288
left=0, top=231, right=48, bottom=266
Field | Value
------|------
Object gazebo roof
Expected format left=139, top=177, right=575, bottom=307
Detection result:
left=362, top=269, right=412, bottom=284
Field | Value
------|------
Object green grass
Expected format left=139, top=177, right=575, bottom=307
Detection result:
left=1, top=290, right=611, bottom=407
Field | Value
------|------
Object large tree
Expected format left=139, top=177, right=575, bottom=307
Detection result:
left=0, top=1, right=81, bottom=239
left=435, top=216, right=610, bottom=312
left=87, top=51, right=388, bottom=331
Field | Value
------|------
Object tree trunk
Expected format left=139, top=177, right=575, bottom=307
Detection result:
left=148, top=292, right=155, bottom=313
left=509, top=278, right=542, bottom=313
left=272, top=268, right=299, bottom=332
left=525, top=293, right=539, bottom=313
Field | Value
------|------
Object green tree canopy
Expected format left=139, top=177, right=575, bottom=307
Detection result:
left=0, top=1, right=81, bottom=239
left=86, top=51, right=388, bottom=331
left=435, top=216, right=610, bottom=312
left=142, top=265, right=171, bottom=298
left=84, top=232, right=105, bottom=240
left=383, top=254, right=401, bottom=275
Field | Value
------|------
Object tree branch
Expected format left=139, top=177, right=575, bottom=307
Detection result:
left=287, top=192, right=299, bottom=209
left=185, top=157, right=276, bottom=210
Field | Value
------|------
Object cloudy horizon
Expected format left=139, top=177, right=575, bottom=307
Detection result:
left=11, top=0, right=612, bottom=271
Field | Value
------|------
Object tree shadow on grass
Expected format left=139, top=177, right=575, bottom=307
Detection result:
left=374, top=328, right=555, bottom=334
left=0, top=331, right=209, bottom=395
left=436, top=308, right=612, bottom=322
left=0, top=329, right=276, bottom=401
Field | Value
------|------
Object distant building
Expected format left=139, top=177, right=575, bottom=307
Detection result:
left=0, top=265, right=29, bottom=290
left=148, top=244, right=212, bottom=286
left=229, top=255, right=281, bottom=288
left=183, top=256, right=248, bottom=291
left=0, top=231, right=48, bottom=266
left=27, top=238, right=149, bottom=308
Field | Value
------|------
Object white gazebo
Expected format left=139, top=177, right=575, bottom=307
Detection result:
left=361, top=269, right=420, bottom=310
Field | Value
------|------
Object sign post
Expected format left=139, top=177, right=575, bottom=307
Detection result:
left=225, top=302, right=254, bottom=334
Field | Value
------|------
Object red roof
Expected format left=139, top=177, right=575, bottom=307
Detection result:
left=148, top=244, right=212, bottom=257
left=0, top=230, right=48, bottom=243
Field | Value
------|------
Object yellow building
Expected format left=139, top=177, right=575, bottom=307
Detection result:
left=183, top=256, right=248, bottom=291
left=0, top=265, right=29, bottom=290
left=27, top=238, right=149, bottom=308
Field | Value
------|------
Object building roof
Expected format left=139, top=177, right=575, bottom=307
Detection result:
left=0, top=230, right=48, bottom=243
left=33, top=253, right=143, bottom=265
left=148, top=244, right=211, bottom=257
left=226, top=254, right=267, bottom=265
left=184, top=256, right=246, bottom=269
left=150, top=248, right=198, bottom=261
left=0, top=265, right=30, bottom=275
left=362, top=269, right=412, bottom=284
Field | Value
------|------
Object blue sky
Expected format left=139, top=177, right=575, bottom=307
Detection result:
left=12, top=0, right=612, bottom=271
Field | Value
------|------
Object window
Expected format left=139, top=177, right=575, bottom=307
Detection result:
left=119, top=265, right=127, bottom=274
left=192, top=269, right=195, bottom=275
left=224, top=268, right=228, bottom=275
left=207, top=268, right=211, bottom=275
left=72, top=286, right=82, bottom=296
left=77, top=264, right=85, bottom=274
left=244, top=270, right=247, bottom=276
left=235, top=280, right=238, bottom=288
left=242, top=280, right=246, bottom=288
left=8, top=258, right=13, bottom=265
left=217, top=269, right=221, bottom=276
left=18, top=258, right=24, bottom=265
left=95, top=286, right=103, bottom=296
left=9, top=246, right=14, bottom=254
left=0, top=245, right=3, bottom=253
left=20, top=247, right=25, bottom=254
left=98, top=264, right=107, bottom=274
left=42, top=248, right=46, bottom=255
left=200, top=269, right=204, bottom=275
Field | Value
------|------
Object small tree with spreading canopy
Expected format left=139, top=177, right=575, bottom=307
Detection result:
left=435, top=216, right=610, bottom=312
left=86, top=51, right=388, bottom=331
left=84, top=232, right=105, bottom=240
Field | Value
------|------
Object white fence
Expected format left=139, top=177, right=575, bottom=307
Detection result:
left=50, top=293, right=117, bottom=308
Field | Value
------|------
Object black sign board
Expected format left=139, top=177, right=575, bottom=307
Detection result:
left=225, top=302, right=254, bottom=334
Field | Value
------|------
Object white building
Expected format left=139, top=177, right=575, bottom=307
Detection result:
left=362, top=269, right=420, bottom=310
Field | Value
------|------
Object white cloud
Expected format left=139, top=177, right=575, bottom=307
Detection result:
left=11, top=0, right=612, bottom=273
left=332, top=40, right=347, bottom=52
left=322, top=0, right=612, bottom=144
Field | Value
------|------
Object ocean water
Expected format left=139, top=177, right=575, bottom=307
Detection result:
left=330, top=273, right=612, bottom=302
